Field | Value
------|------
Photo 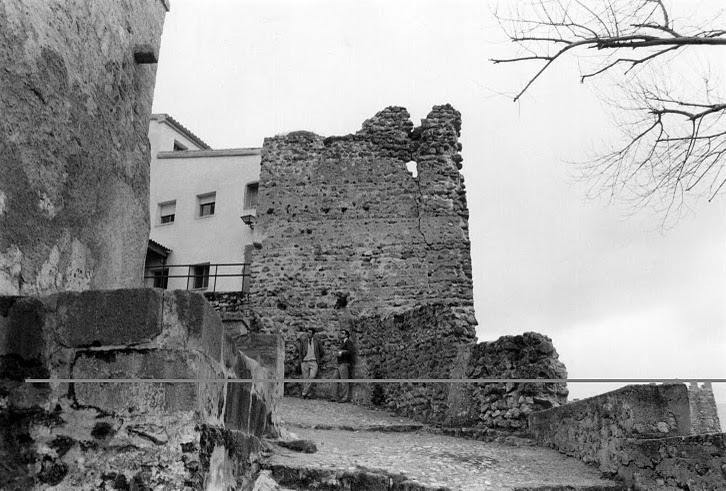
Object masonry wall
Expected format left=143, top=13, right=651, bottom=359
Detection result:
left=0, top=0, right=167, bottom=295
left=250, top=105, right=476, bottom=377
left=0, top=289, right=280, bottom=490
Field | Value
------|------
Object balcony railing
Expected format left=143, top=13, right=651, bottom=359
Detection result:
left=143, top=262, right=251, bottom=294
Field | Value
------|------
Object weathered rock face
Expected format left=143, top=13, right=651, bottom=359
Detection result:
left=0, top=0, right=167, bottom=295
left=250, top=105, right=476, bottom=374
left=0, top=289, right=281, bottom=490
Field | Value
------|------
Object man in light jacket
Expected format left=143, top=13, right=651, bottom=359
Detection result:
left=298, top=327, right=323, bottom=399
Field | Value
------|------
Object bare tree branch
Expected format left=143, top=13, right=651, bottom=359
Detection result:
left=493, top=0, right=726, bottom=217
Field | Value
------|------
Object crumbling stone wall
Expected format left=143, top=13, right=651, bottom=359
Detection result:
left=351, top=306, right=567, bottom=428
left=689, top=381, right=721, bottom=434
left=250, top=105, right=476, bottom=377
left=448, top=332, right=569, bottom=429
left=0, top=0, right=167, bottom=295
left=0, top=289, right=280, bottom=490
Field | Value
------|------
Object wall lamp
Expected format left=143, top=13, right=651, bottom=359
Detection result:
left=240, top=214, right=257, bottom=229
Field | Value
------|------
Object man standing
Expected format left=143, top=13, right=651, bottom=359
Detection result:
left=298, top=328, right=322, bottom=399
left=333, top=329, right=354, bottom=403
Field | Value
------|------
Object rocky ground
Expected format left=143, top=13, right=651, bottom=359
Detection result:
left=255, top=397, right=626, bottom=490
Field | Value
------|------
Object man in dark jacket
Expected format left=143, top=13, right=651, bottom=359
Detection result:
left=298, top=328, right=323, bottom=398
left=333, top=329, right=354, bottom=403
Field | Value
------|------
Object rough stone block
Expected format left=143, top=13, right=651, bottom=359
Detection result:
left=0, top=296, right=47, bottom=360
left=224, top=381, right=252, bottom=431
left=55, top=289, right=164, bottom=348
left=133, top=44, right=158, bottom=64
left=72, top=350, right=202, bottom=413
left=163, top=290, right=223, bottom=362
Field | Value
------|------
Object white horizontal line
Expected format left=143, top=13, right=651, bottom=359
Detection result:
left=23, top=378, right=725, bottom=384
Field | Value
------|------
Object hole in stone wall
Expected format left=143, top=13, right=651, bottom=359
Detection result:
left=405, top=160, right=418, bottom=178
left=334, top=293, right=348, bottom=309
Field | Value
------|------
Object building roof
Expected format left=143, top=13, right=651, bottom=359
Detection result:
left=147, top=239, right=172, bottom=258
left=151, top=113, right=211, bottom=150
left=157, top=147, right=262, bottom=159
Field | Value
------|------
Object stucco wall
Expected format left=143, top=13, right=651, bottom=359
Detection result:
left=0, top=0, right=167, bottom=295
left=148, top=150, right=260, bottom=291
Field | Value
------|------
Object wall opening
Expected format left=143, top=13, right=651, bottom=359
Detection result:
left=405, top=160, right=418, bottom=178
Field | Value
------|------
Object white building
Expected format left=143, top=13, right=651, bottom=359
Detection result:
left=144, top=114, right=260, bottom=292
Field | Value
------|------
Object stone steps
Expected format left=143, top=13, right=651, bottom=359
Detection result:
left=260, top=463, right=626, bottom=491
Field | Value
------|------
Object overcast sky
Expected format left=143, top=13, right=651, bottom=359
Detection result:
left=152, top=0, right=725, bottom=402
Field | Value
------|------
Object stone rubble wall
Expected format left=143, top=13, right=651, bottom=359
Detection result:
left=0, top=0, right=168, bottom=296
left=249, top=105, right=477, bottom=381
left=529, top=384, right=726, bottom=490
left=0, top=288, right=280, bottom=490
left=450, top=331, right=568, bottom=430
left=689, top=381, right=722, bottom=434
left=351, top=305, right=568, bottom=429
left=204, top=291, right=248, bottom=315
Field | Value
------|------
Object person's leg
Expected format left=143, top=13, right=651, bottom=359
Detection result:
left=338, top=363, right=350, bottom=402
left=301, top=361, right=312, bottom=397
left=332, top=365, right=341, bottom=402
left=308, top=361, right=318, bottom=397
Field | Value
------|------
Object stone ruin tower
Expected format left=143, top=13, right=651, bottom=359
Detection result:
left=250, top=105, right=569, bottom=426
left=251, top=105, right=476, bottom=369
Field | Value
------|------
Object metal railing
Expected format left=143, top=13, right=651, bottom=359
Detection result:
left=143, top=262, right=251, bottom=294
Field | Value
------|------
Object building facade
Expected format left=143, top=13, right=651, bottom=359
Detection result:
left=145, top=114, right=261, bottom=292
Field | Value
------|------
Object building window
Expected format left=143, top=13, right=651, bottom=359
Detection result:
left=192, top=264, right=210, bottom=289
left=173, top=140, right=187, bottom=151
left=152, top=268, right=169, bottom=289
left=244, top=183, right=258, bottom=209
left=159, top=201, right=176, bottom=224
left=198, top=192, right=216, bottom=217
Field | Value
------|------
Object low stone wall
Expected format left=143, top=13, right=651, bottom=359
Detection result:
left=0, top=288, right=279, bottom=490
left=350, top=304, right=568, bottom=430
left=529, top=384, right=726, bottom=490
left=529, top=384, right=692, bottom=472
